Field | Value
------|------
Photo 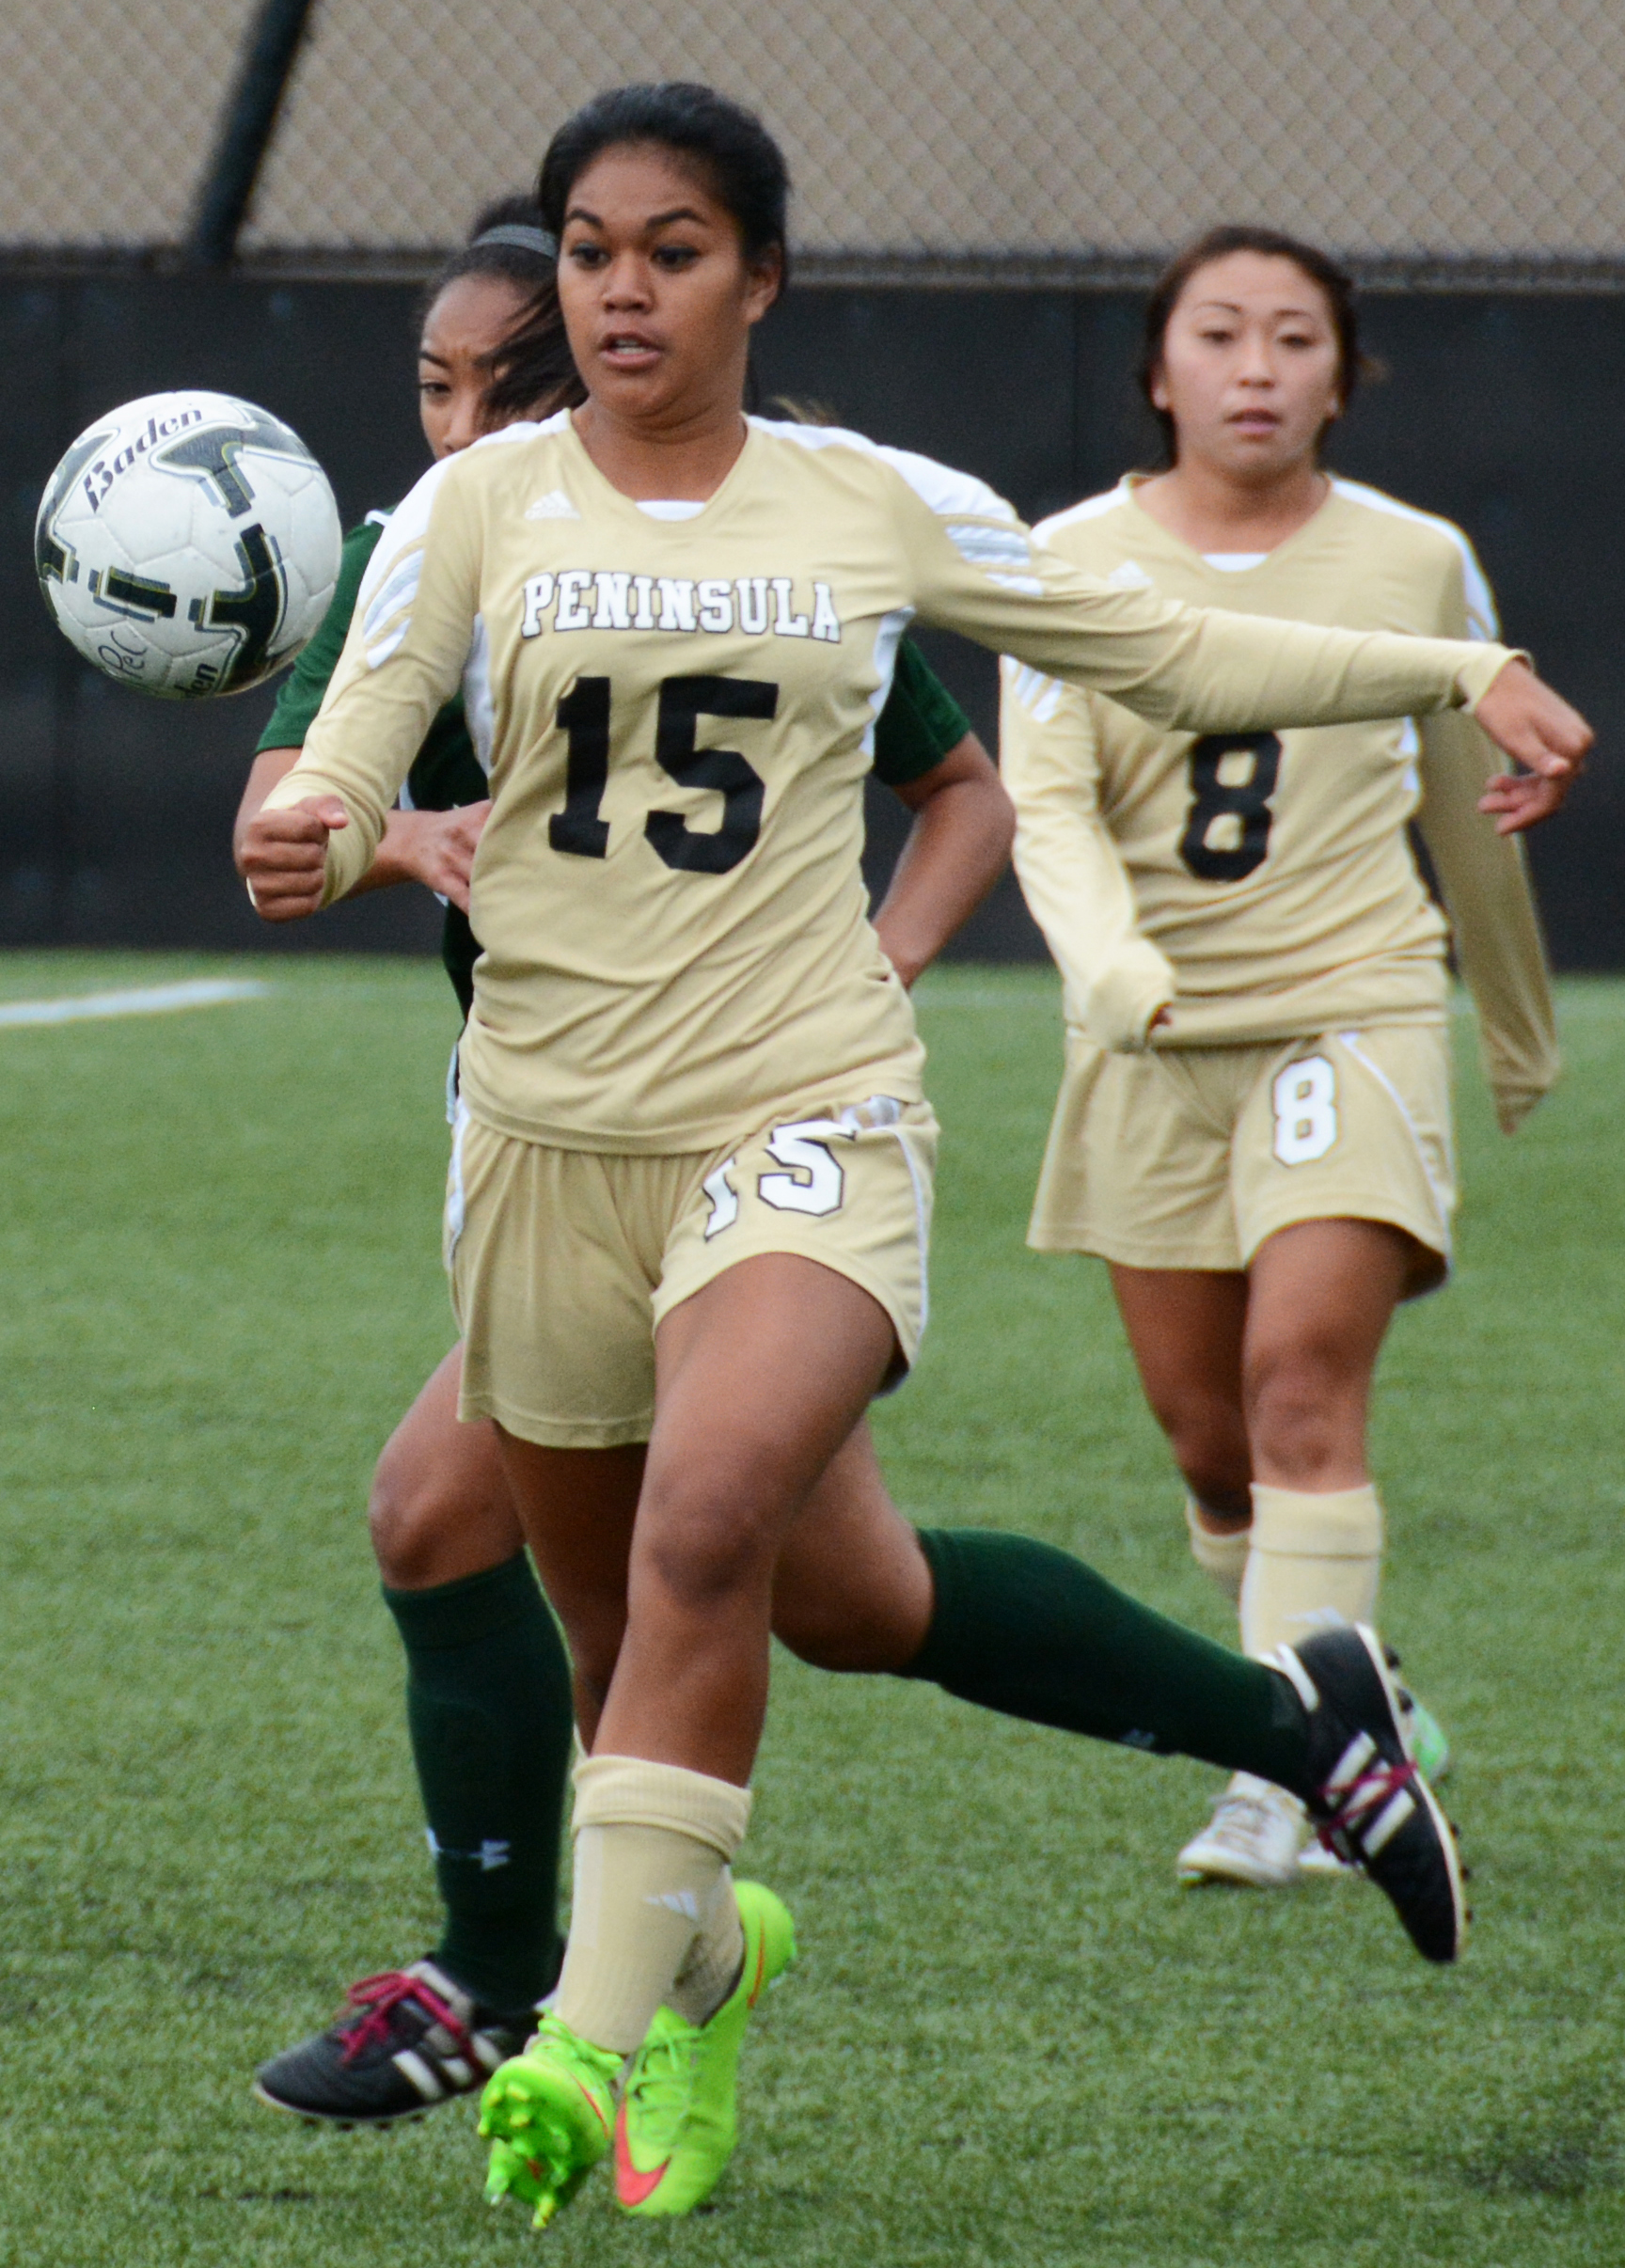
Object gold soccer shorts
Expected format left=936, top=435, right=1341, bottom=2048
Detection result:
left=446, top=1095, right=938, bottom=1447
left=1029, top=1024, right=1455, bottom=1285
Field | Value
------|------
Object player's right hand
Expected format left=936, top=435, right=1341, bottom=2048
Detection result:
left=238, top=795, right=348, bottom=921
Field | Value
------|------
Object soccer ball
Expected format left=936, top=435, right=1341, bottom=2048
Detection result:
left=35, top=389, right=341, bottom=700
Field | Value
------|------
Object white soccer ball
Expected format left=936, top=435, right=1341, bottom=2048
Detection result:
left=35, top=389, right=341, bottom=700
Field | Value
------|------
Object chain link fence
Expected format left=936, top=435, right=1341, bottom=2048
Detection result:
left=0, top=1, right=260, bottom=254
left=5, top=0, right=1625, bottom=277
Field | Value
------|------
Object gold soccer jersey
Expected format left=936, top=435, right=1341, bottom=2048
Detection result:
left=1001, top=477, right=1555, bottom=1131
left=265, top=418, right=1517, bottom=1153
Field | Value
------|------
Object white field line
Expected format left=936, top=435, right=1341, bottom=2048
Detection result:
left=0, top=979, right=271, bottom=1029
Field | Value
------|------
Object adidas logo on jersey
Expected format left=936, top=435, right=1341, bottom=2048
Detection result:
left=520, top=571, right=843, bottom=643
left=525, top=489, right=580, bottom=521
left=1106, top=560, right=1155, bottom=591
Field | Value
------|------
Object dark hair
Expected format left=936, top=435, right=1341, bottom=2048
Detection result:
left=1139, top=225, right=1378, bottom=466
left=420, top=193, right=585, bottom=423
left=538, top=83, right=790, bottom=291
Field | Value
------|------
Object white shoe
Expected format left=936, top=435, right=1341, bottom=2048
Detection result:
left=1297, top=1837, right=1358, bottom=1880
left=1176, top=1772, right=1306, bottom=1887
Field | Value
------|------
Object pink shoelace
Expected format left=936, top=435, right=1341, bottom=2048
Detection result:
left=339, top=1970, right=473, bottom=2067
left=1316, top=1757, right=1417, bottom=1861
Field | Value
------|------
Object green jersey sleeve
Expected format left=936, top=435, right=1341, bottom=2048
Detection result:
left=871, top=638, right=972, bottom=787
left=257, top=511, right=488, bottom=1021
left=259, top=511, right=487, bottom=811
left=258, top=518, right=386, bottom=751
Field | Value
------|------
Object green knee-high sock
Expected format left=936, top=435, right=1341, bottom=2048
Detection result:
left=904, top=1528, right=1310, bottom=1793
left=383, top=1553, right=573, bottom=2014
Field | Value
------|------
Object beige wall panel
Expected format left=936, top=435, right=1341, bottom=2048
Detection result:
left=0, top=0, right=259, bottom=247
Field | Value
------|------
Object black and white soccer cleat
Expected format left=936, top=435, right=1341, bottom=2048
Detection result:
left=253, top=1959, right=537, bottom=2126
left=1276, top=1624, right=1468, bottom=1963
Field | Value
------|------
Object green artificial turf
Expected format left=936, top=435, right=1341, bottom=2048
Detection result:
left=0, top=949, right=1621, bottom=2266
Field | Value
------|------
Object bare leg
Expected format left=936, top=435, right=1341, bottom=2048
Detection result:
left=499, top=1254, right=895, bottom=1785
left=368, top=1345, right=524, bottom=1587
left=770, top=1424, right=933, bottom=1669
left=612, top=1254, right=894, bottom=1780
left=1243, top=1219, right=1419, bottom=1488
left=1109, top=1266, right=1253, bottom=1527
left=492, top=1440, right=644, bottom=1743
left=1110, top=1218, right=1428, bottom=1520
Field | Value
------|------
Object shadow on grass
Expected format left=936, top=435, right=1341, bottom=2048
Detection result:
left=1454, top=2103, right=1620, bottom=2199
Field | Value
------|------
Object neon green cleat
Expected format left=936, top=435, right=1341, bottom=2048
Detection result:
left=479, top=2013, right=622, bottom=2229
left=613, top=1880, right=797, bottom=2218
left=1404, top=1693, right=1452, bottom=1785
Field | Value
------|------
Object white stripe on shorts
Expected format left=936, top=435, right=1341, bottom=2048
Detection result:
left=1335, top=1030, right=1453, bottom=1259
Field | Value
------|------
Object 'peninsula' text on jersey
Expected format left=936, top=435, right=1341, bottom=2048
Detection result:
left=517, top=570, right=844, bottom=642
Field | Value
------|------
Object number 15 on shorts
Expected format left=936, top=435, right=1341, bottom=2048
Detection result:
left=702, top=1119, right=847, bottom=1240
left=1272, top=1056, right=1338, bottom=1165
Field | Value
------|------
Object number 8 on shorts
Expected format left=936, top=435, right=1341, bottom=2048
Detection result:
left=1272, top=1055, right=1338, bottom=1165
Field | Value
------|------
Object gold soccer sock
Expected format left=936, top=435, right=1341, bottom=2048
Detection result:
left=554, top=1755, right=752, bottom=2055
left=667, top=1866, right=746, bottom=2026
left=1238, top=1483, right=1384, bottom=1662
left=1185, top=1496, right=1251, bottom=1601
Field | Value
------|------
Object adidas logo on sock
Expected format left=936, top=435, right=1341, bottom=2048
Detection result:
left=644, top=1890, right=702, bottom=1920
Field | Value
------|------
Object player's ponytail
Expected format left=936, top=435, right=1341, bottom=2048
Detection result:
left=420, top=193, right=586, bottom=425
left=1139, top=225, right=1380, bottom=467
left=537, top=84, right=790, bottom=293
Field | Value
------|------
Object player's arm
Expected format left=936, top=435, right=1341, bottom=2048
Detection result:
left=864, top=641, right=1010, bottom=985
left=1001, top=660, right=1175, bottom=1049
left=242, top=461, right=481, bottom=917
left=870, top=734, right=1011, bottom=988
left=891, top=467, right=1589, bottom=779
left=1417, top=709, right=1558, bottom=1131
left=233, top=746, right=489, bottom=914
left=1413, top=543, right=1559, bottom=1132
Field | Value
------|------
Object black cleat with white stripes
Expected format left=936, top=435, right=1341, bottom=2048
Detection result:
left=253, top=1960, right=536, bottom=2126
left=1277, top=1624, right=1468, bottom=1963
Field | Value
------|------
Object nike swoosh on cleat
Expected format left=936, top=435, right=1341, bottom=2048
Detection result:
left=614, top=2104, right=671, bottom=2207
left=575, top=2077, right=612, bottom=2139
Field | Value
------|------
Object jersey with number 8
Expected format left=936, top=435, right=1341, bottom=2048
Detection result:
left=1001, top=476, right=1556, bottom=1136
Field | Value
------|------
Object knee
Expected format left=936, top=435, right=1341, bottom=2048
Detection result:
left=770, top=1594, right=876, bottom=1674
left=367, top=1444, right=462, bottom=1589
left=639, top=1482, right=771, bottom=1620
left=770, top=1520, right=933, bottom=1676
left=1244, top=1342, right=1355, bottom=1485
left=1150, top=1387, right=1252, bottom=1515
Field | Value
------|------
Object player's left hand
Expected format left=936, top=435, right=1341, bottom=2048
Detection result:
left=1472, top=660, right=1591, bottom=813
left=1477, top=767, right=1574, bottom=835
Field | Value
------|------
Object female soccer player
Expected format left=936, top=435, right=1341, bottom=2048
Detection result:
left=241, top=88, right=1585, bottom=2226
left=1002, top=225, right=1567, bottom=1891
left=239, top=197, right=1009, bottom=2130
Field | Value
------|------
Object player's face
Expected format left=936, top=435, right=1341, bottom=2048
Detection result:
left=557, top=142, right=781, bottom=431
left=1152, top=252, right=1343, bottom=482
left=418, top=275, right=533, bottom=459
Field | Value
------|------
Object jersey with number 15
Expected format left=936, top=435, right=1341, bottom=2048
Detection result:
left=1001, top=477, right=1555, bottom=1130
left=265, top=416, right=1513, bottom=1155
